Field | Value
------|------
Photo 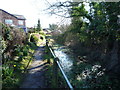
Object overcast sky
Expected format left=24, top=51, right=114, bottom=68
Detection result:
left=0, top=0, right=70, bottom=28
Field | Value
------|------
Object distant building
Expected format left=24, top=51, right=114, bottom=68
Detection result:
left=0, top=9, right=27, bottom=32
left=43, top=28, right=52, bottom=34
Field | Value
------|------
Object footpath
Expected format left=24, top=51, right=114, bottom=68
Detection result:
left=20, top=46, right=48, bottom=88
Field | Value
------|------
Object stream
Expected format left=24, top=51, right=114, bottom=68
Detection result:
left=52, top=45, right=104, bottom=88
left=53, top=45, right=75, bottom=77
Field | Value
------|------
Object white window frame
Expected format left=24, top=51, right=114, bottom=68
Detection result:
left=5, top=19, right=13, bottom=24
left=18, top=20, right=24, bottom=25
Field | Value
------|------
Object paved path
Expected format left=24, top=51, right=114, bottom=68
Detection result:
left=20, top=46, right=48, bottom=88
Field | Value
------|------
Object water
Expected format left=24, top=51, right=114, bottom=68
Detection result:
left=52, top=45, right=103, bottom=88
left=54, top=46, right=74, bottom=75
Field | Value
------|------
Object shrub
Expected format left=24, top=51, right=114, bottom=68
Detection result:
left=1, top=24, right=36, bottom=88
left=30, top=35, right=39, bottom=45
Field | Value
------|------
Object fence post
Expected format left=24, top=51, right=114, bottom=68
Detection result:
left=53, top=57, right=59, bottom=87
left=46, top=39, right=50, bottom=64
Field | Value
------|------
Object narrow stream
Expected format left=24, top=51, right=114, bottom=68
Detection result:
left=52, top=45, right=103, bottom=88
left=53, top=45, right=74, bottom=76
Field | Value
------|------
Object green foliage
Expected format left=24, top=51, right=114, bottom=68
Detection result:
left=28, top=42, right=38, bottom=50
left=49, top=24, right=58, bottom=31
left=36, top=19, right=41, bottom=31
left=39, top=30, right=46, bottom=36
left=70, top=61, right=114, bottom=88
left=2, top=44, right=35, bottom=88
left=30, top=34, right=39, bottom=45
left=52, top=1, right=120, bottom=88
left=45, top=64, right=68, bottom=88
left=44, top=46, right=68, bottom=88
left=29, top=33, right=46, bottom=46
left=1, top=24, right=36, bottom=88
left=2, top=65, right=14, bottom=78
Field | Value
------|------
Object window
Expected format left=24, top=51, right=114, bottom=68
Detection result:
left=18, top=20, right=23, bottom=25
left=5, top=19, right=13, bottom=24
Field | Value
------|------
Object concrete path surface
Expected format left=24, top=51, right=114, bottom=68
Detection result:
left=20, top=46, right=48, bottom=88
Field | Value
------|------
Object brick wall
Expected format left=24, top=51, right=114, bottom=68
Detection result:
left=0, top=11, right=3, bottom=23
left=0, top=10, right=26, bottom=27
left=2, top=11, right=18, bottom=26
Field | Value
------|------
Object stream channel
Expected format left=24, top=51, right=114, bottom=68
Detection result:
left=52, top=44, right=103, bottom=88
left=52, top=45, right=75, bottom=79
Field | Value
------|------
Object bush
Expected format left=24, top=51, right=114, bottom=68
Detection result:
left=1, top=24, right=36, bottom=88
left=28, top=42, right=37, bottom=50
left=30, top=34, right=39, bottom=45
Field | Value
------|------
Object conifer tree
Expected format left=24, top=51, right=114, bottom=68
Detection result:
left=37, top=19, right=41, bottom=31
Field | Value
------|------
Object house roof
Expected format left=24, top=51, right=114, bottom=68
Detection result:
left=13, top=14, right=26, bottom=20
left=0, top=9, right=26, bottom=20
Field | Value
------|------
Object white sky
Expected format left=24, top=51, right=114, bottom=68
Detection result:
left=0, top=0, right=70, bottom=28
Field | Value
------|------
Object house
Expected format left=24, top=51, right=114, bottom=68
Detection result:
left=43, top=28, right=52, bottom=34
left=0, top=9, right=27, bottom=32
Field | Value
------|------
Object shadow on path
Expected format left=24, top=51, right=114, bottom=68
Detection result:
left=27, top=62, right=47, bottom=71
left=20, top=46, right=48, bottom=88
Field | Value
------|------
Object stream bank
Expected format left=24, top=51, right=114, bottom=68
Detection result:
left=50, top=44, right=116, bottom=88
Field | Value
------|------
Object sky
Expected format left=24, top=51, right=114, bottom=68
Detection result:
left=0, top=0, right=70, bottom=28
